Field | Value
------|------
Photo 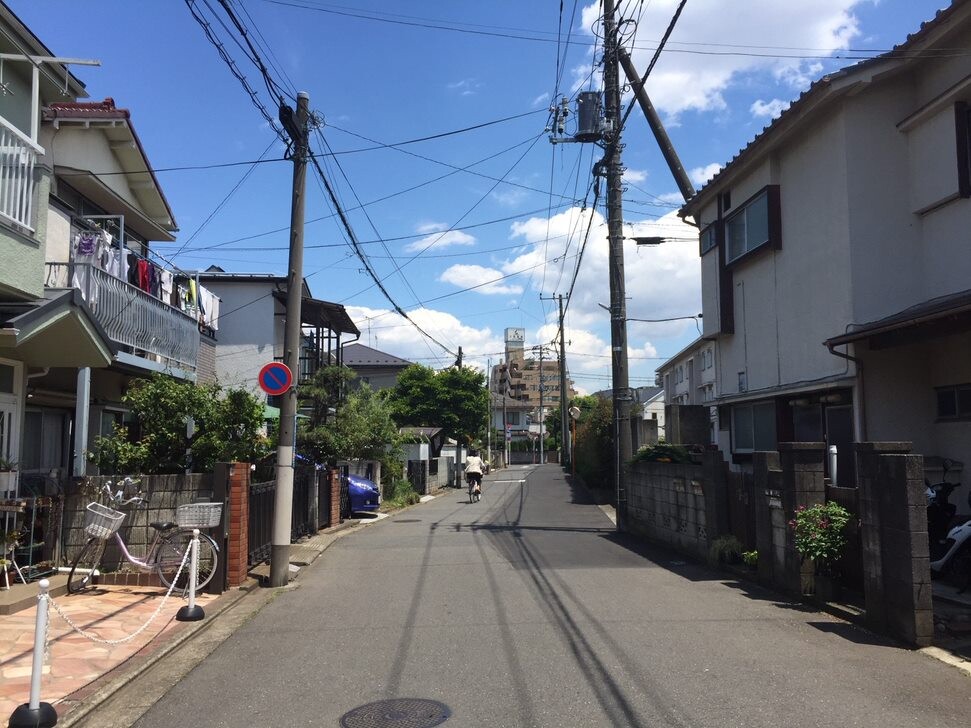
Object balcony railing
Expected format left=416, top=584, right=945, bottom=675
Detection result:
left=46, top=262, right=199, bottom=373
left=0, top=116, right=41, bottom=231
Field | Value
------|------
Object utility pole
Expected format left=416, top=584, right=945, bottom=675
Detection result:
left=558, top=294, right=569, bottom=464
left=501, top=362, right=509, bottom=468
left=539, top=344, right=545, bottom=464
left=602, top=0, right=632, bottom=530
left=486, top=358, right=492, bottom=468
left=271, top=91, right=310, bottom=587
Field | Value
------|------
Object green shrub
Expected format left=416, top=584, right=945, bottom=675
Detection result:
left=789, top=502, right=851, bottom=567
left=742, top=550, right=758, bottom=567
left=708, top=535, right=743, bottom=565
left=381, top=479, right=421, bottom=510
left=631, top=442, right=694, bottom=464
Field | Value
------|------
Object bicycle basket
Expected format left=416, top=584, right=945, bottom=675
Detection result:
left=176, top=502, right=223, bottom=529
left=84, top=502, right=126, bottom=539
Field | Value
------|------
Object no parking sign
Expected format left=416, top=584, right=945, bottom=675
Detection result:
left=258, top=362, right=293, bottom=396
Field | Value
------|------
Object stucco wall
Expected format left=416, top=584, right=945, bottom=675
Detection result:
left=0, top=171, right=51, bottom=300
left=203, top=280, right=278, bottom=391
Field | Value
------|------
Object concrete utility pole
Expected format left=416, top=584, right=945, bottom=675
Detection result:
left=486, top=358, right=492, bottom=467
left=558, top=294, right=570, bottom=464
left=271, top=91, right=310, bottom=587
left=602, top=0, right=632, bottom=530
left=539, top=344, right=545, bottom=464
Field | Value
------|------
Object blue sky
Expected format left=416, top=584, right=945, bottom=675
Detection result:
left=11, top=0, right=952, bottom=393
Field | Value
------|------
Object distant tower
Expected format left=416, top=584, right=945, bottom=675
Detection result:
left=505, top=327, right=525, bottom=365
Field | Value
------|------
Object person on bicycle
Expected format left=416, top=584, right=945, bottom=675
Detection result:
left=465, top=449, right=485, bottom=497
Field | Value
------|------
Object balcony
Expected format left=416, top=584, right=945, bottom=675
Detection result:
left=0, top=116, right=41, bottom=231
left=45, top=262, right=199, bottom=373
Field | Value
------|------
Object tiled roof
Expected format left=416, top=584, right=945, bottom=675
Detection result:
left=43, top=97, right=129, bottom=121
left=681, top=0, right=968, bottom=215
left=343, top=343, right=412, bottom=367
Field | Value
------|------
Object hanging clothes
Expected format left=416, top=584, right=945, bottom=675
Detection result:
left=71, top=231, right=108, bottom=305
left=136, top=259, right=151, bottom=292
left=127, top=253, right=140, bottom=287
left=160, top=269, right=174, bottom=304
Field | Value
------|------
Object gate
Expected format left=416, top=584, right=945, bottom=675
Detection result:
left=317, top=468, right=333, bottom=529
left=339, top=465, right=350, bottom=521
left=292, top=465, right=315, bottom=539
left=248, top=478, right=275, bottom=566
left=727, top=470, right=758, bottom=551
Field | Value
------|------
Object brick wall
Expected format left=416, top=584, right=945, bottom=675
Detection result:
left=218, top=462, right=250, bottom=588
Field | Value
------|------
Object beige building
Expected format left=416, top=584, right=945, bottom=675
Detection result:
left=492, top=327, right=576, bottom=417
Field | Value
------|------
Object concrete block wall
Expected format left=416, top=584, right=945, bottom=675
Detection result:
left=62, top=473, right=215, bottom=569
left=628, top=461, right=710, bottom=560
left=856, top=442, right=933, bottom=646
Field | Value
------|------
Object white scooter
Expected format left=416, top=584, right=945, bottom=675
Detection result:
left=929, top=487, right=971, bottom=592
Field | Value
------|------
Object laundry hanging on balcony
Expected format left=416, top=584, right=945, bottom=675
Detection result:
left=70, top=230, right=112, bottom=305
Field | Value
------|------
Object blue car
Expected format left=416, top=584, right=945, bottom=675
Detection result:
left=347, top=474, right=381, bottom=513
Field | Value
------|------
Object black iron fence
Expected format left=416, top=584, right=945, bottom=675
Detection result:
left=292, top=465, right=315, bottom=539
left=248, top=478, right=275, bottom=566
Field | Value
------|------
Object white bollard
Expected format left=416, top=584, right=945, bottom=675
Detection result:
left=828, top=445, right=838, bottom=487
left=176, top=529, right=206, bottom=622
left=9, top=579, right=57, bottom=727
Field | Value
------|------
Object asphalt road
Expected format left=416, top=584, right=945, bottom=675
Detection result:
left=134, top=464, right=971, bottom=727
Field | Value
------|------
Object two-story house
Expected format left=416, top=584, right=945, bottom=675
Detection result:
left=196, top=267, right=359, bottom=397
left=342, top=342, right=412, bottom=391
left=0, top=6, right=217, bottom=486
left=681, top=0, right=971, bottom=490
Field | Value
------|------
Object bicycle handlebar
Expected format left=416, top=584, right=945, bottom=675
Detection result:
left=101, top=477, right=144, bottom=507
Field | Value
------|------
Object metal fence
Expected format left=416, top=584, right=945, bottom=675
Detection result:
left=248, top=478, right=275, bottom=566
left=292, top=466, right=315, bottom=539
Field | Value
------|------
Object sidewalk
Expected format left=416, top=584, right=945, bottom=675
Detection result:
left=0, top=513, right=380, bottom=725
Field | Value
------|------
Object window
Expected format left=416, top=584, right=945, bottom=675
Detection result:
left=507, top=412, right=521, bottom=425
left=0, top=364, right=13, bottom=394
left=699, top=222, right=719, bottom=255
left=732, top=402, right=776, bottom=452
left=936, top=383, right=971, bottom=420
left=724, top=186, right=780, bottom=264
left=957, top=102, right=971, bottom=198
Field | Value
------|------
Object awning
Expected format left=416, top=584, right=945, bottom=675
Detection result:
left=54, top=166, right=176, bottom=242
left=825, top=289, right=971, bottom=350
left=0, top=289, right=116, bottom=367
left=272, top=292, right=360, bottom=335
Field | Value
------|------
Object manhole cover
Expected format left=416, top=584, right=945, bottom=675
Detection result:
left=340, top=698, right=451, bottom=728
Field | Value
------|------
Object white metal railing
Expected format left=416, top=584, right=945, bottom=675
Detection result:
left=0, top=115, right=41, bottom=231
left=46, top=262, right=199, bottom=372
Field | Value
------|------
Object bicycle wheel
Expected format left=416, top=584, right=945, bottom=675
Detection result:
left=67, top=538, right=106, bottom=594
left=156, top=531, right=218, bottom=591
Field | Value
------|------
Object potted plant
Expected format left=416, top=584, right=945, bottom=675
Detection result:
left=0, top=457, right=17, bottom=498
left=789, top=502, right=851, bottom=600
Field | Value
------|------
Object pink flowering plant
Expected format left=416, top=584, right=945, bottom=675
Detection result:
left=789, top=502, right=851, bottom=567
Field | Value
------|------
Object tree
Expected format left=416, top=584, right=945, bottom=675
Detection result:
left=573, top=395, right=614, bottom=491
left=298, top=366, right=402, bottom=478
left=89, top=374, right=269, bottom=474
left=386, top=364, right=488, bottom=446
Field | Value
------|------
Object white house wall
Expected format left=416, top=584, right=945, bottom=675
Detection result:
left=40, top=126, right=142, bottom=213
left=205, top=281, right=277, bottom=391
left=45, top=205, right=72, bottom=264
left=715, top=114, right=853, bottom=399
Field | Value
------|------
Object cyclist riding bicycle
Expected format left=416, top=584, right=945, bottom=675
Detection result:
left=465, top=449, right=484, bottom=498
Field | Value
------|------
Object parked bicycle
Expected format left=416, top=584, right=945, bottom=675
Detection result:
left=67, top=478, right=222, bottom=595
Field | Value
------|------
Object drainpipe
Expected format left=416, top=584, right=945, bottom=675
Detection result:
left=825, top=341, right=867, bottom=442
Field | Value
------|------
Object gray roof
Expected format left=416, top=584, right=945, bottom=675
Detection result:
left=343, top=343, right=412, bottom=368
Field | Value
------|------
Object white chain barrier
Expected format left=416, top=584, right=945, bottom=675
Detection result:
left=47, top=541, right=192, bottom=647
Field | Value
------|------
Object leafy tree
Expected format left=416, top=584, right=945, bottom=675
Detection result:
left=298, top=366, right=402, bottom=478
left=386, top=364, right=488, bottom=446
left=89, top=374, right=269, bottom=474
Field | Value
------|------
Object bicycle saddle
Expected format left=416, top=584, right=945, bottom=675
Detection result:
left=149, top=521, right=178, bottom=532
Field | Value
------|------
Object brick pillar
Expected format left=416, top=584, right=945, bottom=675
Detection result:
left=856, top=442, right=932, bottom=646
left=778, top=442, right=826, bottom=595
left=215, top=462, right=250, bottom=588
left=330, top=468, right=341, bottom=526
left=753, top=450, right=781, bottom=586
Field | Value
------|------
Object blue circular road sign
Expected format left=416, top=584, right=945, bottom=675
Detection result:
left=258, top=362, right=293, bottom=396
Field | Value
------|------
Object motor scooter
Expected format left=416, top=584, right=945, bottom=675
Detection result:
left=927, top=461, right=971, bottom=591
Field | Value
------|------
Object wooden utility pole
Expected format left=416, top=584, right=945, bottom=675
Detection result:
left=271, top=91, right=310, bottom=587
left=602, top=0, right=632, bottom=529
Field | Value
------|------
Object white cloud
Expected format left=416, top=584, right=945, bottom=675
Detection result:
left=750, top=98, right=789, bottom=119
left=347, top=305, right=503, bottom=370
left=447, top=78, right=481, bottom=96
left=689, top=163, right=722, bottom=186
left=440, top=264, right=524, bottom=295
left=491, top=187, right=529, bottom=208
left=415, top=222, right=447, bottom=234
left=403, top=229, right=476, bottom=253
left=623, top=168, right=648, bottom=184
left=532, top=91, right=551, bottom=108
left=579, top=1, right=865, bottom=118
